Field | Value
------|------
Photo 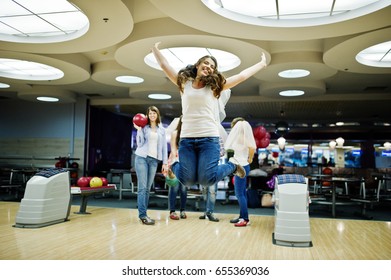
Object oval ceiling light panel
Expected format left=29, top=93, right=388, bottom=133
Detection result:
left=279, top=90, right=305, bottom=97
left=116, top=75, right=144, bottom=84
left=148, top=93, right=172, bottom=100
left=0, top=58, right=64, bottom=80
left=356, top=41, right=391, bottom=68
left=0, top=82, right=10, bottom=88
left=145, top=47, right=240, bottom=72
left=278, top=69, right=310, bottom=78
left=0, top=0, right=89, bottom=43
left=201, top=0, right=388, bottom=27
left=37, top=96, right=59, bottom=102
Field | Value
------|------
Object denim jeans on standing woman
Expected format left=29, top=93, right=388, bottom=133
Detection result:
left=234, top=164, right=251, bottom=221
left=202, top=184, right=217, bottom=214
left=172, top=137, right=236, bottom=187
left=168, top=181, right=187, bottom=212
left=135, top=155, right=158, bottom=219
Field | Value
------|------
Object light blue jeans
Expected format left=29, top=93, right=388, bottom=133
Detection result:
left=234, top=164, right=251, bottom=221
left=172, top=137, right=236, bottom=187
left=135, top=155, right=158, bottom=219
left=202, top=184, right=217, bottom=214
left=168, top=181, right=187, bottom=212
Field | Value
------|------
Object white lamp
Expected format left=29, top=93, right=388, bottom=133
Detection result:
left=277, top=137, right=286, bottom=150
left=329, top=140, right=336, bottom=150
left=336, top=137, right=344, bottom=147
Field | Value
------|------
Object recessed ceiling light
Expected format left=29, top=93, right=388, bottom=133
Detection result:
left=202, top=0, right=389, bottom=27
left=0, top=0, right=89, bottom=43
left=278, top=69, right=310, bottom=78
left=148, top=93, right=171, bottom=100
left=279, top=90, right=304, bottom=97
left=145, top=47, right=240, bottom=72
left=374, top=122, right=391, bottom=127
left=115, top=76, right=144, bottom=84
left=37, top=96, right=59, bottom=102
left=0, top=58, right=64, bottom=81
left=356, top=41, right=391, bottom=68
left=0, top=82, right=10, bottom=88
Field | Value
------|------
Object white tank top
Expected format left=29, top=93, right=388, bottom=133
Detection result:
left=181, top=81, right=219, bottom=138
left=148, top=130, right=158, bottom=159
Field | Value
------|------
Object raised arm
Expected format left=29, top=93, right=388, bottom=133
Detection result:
left=151, top=42, right=178, bottom=85
left=223, top=52, right=267, bottom=90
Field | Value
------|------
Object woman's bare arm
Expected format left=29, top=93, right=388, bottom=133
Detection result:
left=151, top=42, right=178, bottom=85
left=224, top=52, right=267, bottom=90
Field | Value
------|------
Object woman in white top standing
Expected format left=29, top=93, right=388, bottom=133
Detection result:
left=225, top=117, right=256, bottom=227
left=151, top=42, right=267, bottom=208
left=134, top=106, right=168, bottom=225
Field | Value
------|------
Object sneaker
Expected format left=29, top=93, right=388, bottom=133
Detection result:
left=170, top=212, right=179, bottom=220
left=230, top=217, right=240, bottom=223
left=206, top=213, right=219, bottom=222
left=229, top=158, right=246, bottom=178
left=234, top=218, right=250, bottom=227
left=180, top=211, right=187, bottom=219
left=199, top=214, right=206, bottom=220
left=140, top=216, right=155, bottom=225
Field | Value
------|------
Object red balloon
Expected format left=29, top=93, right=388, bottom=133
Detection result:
left=133, top=113, right=148, bottom=127
left=253, top=126, right=267, bottom=140
left=77, top=177, right=90, bottom=188
left=265, top=132, right=271, bottom=139
left=100, top=177, right=108, bottom=186
left=256, top=137, right=270, bottom=148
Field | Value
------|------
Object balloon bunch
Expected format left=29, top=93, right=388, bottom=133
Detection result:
left=253, top=126, right=271, bottom=148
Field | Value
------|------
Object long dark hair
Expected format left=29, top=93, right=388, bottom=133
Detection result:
left=176, top=55, right=226, bottom=98
left=175, top=116, right=183, bottom=147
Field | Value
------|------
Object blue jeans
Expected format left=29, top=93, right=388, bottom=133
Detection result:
left=168, top=181, right=187, bottom=212
left=202, top=184, right=217, bottom=213
left=135, top=155, right=158, bottom=218
left=234, top=164, right=251, bottom=221
left=172, top=137, right=235, bottom=187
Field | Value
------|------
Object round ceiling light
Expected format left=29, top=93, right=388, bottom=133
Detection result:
left=0, top=58, right=64, bottom=81
left=148, top=93, right=172, bottom=100
left=201, top=0, right=390, bottom=27
left=0, top=82, right=10, bottom=88
left=279, top=90, right=305, bottom=97
left=278, top=69, right=310, bottom=78
left=37, top=96, right=59, bottom=102
left=116, top=75, right=144, bottom=84
left=356, top=41, right=391, bottom=68
left=0, top=0, right=89, bottom=43
left=145, top=47, right=240, bottom=72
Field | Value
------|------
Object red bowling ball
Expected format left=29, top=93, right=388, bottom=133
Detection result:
left=133, top=113, right=148, bottom=127
left=100, top=177, right=108, bottom=186
left=77, top=177, right=90, bottom=188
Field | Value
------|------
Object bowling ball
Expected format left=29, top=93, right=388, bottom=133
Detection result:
left=90, top=177, right=103, bottom=187
left=55, top=161, right=65, bottom=168
left=100, top=177, right=108, bottom=186
left=71, top=162, right=79, bottom=168
left=133, top=113, right=148, bottom=127
left=77, top=177, right=90, bottom=188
